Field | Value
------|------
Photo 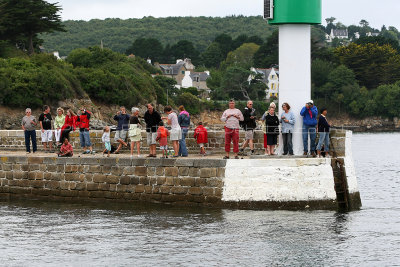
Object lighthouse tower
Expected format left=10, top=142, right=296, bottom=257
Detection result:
left=264, top=0, right=321, bottom=155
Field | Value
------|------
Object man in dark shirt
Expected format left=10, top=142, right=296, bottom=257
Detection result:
left=113, top=106, right=130, bottom=154
left=144, top=103, right=161, bottom=157
left=239, top=100, right=257, bottom=155
left=39, top=105, right=53, bottom=152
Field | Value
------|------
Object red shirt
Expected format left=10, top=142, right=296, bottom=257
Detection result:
left=60, top=143, right=73, bottom=156
left=157, top=126, right=169, bottom=146
left=194, top=125, right=208, bottom=144
left=62, top=115, right=76, bottom=131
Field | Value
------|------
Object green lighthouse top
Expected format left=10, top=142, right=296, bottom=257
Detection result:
left=265, top=0, right=321, bottom=25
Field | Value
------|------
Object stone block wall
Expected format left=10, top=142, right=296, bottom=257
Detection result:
left=0, top=156, right=226, bottom=206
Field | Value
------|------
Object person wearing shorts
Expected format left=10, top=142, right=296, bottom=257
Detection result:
left=39, top=105, right=53, bottom=152
left=163, top=106, right=181, bottom=157
left=144, top=104, right=161, bottom=157
left=113, top=106, right=130, bottom=154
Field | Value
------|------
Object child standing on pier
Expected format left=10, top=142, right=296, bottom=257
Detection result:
left=194, top=122, right=208, bottom=156
left=102, top=126, right=111, bottom=157
left=156, top=121, right=169, bottom=158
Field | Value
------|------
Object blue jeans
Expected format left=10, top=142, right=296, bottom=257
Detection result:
left=24, top=130, right=37, bottom=153
left=302, top=125, right=316, bottom=153
left=178, top=128, right=188, bottom=156
left=317, top=132, right=330, bottom=152
left=79, top=130, right=92, bottom=148
left=282, top=132, right=293, bottom=154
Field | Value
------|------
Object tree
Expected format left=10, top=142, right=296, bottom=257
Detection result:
left=232, top=34, right=248, bottom=50
left=169, top=40, right=200, bottom=63
left=223, top=43, right=260, bottom=69
left=0, top=0, right=65, bottom=55
left=335, top=43, right=400, bottom=89
left=125, top=38, right=164, bottom=62
left=214, top=33, right=233, bottom=57
left=325, top=17, right=336, bottom=34
left=201, top=42, right=224, bottom=68
left=253, top=30, right=278, bottom=68
left=220, top=66, right=265, bottom=100
left=359, top=19, right=370, bottom=28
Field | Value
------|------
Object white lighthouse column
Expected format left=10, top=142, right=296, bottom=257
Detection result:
left=278, top=24, right=311, bottom=155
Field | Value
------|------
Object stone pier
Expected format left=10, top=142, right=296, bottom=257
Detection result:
left=0, top=130, right=361, bottom=210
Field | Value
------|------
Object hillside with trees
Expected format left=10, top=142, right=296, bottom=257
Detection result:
left=40, top=16, right=277, bottom=56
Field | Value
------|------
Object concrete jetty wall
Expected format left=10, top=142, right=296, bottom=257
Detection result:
left=0, top=130, right=361, bottom=210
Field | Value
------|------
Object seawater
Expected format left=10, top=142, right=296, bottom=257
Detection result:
left=0, top=133, right=399, bottom=266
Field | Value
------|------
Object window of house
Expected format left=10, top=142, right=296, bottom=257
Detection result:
left=166, top=70, right=170, bottom=74
left=182, top=71, right=185, bottom=74
left=196, top=77, right=199, bottom=82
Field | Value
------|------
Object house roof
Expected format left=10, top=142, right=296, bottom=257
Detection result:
left=158, top=61, right=186, bottom=75
left=190, top=72, right=210, bottom=82
left=252, top=68, right=279, bottom=83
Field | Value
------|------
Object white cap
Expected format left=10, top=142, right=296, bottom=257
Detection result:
left=307, top=100, right=314, bottom=105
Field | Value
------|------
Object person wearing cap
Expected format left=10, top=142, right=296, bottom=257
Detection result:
left=221, top=99, right=244, bottom=159
left=300, top=100, right=318, bottom=157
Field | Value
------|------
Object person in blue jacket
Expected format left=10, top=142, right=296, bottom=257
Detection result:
left=300, top=100, right=318, bottom=157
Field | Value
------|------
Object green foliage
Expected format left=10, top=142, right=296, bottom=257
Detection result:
left=0, top=54, right=83, bottom=107
left=222, top=43, right=260, bottom=69
left=253, top=30, right=278, bottom=68
left=40, top=16, right=276, bottom=57
left=181, top=87, right=199, bottom=97
left=0, top=0, right=65, bottom=54
left=125, top=38, right=164, bottom=62
left=335, top=43, right=400, bottom=89
left=154, top=75, right=176, bottom=105
left=176, top=92, right=200, bottom=114
left=219, top=66, right=266, bottom=101
left=201, top=42, right=224, bottom=68
left=65, top=47, right=160, bottom=107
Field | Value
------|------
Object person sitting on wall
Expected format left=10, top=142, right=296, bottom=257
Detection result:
left=300, top=100, right=318, bottom=157
left=57, top=138, right=73, bottom=157
left=220, top=99, right=244, bottom=159
left=113, top=106, right=130, bottom=154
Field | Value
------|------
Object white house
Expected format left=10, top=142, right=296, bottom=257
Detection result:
left=249, top=67, right=279, bottom=99
left=326, top=28, right=349, bottom=42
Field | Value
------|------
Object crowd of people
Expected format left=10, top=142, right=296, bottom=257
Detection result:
left=21, top=100, right=331, bottom=158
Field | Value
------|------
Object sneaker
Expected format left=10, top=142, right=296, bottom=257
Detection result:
left=137, top=155, right=143, bottom=158
left=303, top=152, right=308, bottom=156
left=311, top=152, right=317, bottom=157
left=91, top=151, right=96, bottom=154
left=223, top=156, right=229, bottom=159
left=235, top=156, right=239, bottom=159
left=283, top=153, right=288, bottom=155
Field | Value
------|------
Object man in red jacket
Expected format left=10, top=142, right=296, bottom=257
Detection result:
left=76, top=106, right=94, bottom=154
